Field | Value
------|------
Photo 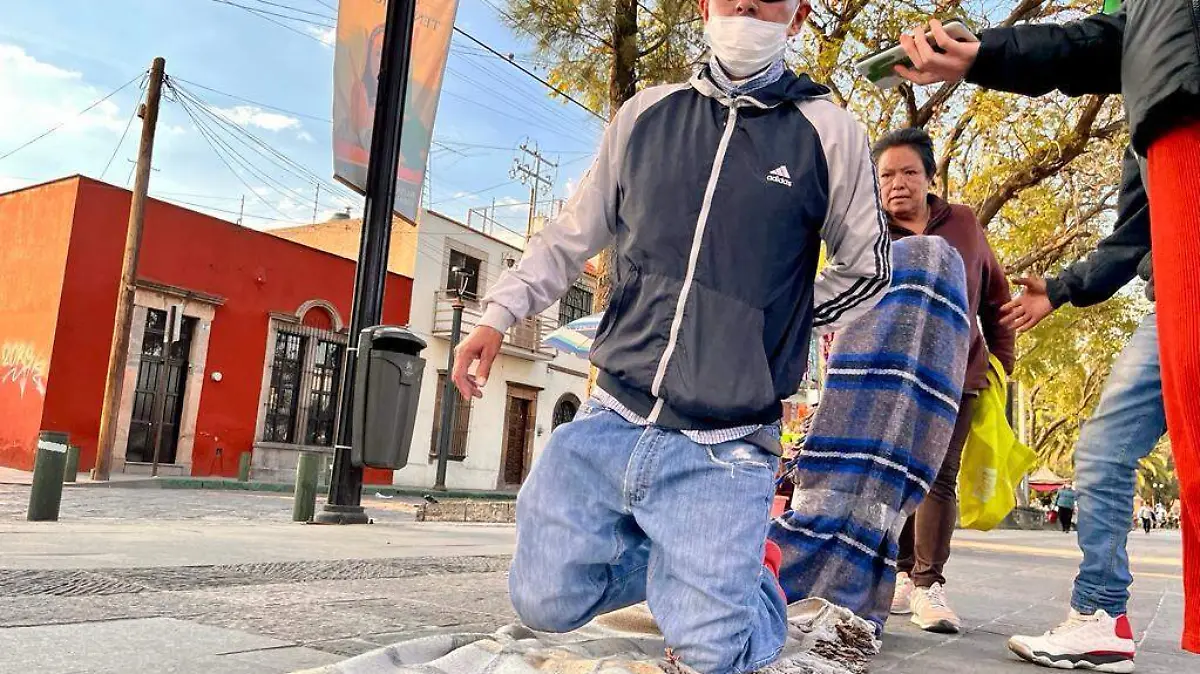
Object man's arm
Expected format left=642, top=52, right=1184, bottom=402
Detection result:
left=477, top=124, right=628, bottom=335
left=966, top=9, right=1125, bottom=98
left=454, top=87, right=678, bottom=399
left=894, top=14, right=1123, bottom=94
left=807, top=106, right=892, bottom=334
left=1045, top=146, right=1150, bottom=308
left=1001, top=147, right=1149, bottom=333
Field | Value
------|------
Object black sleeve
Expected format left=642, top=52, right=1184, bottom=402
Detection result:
left=1044, top=146, right=1150, bottom=308
left=966, top=10, right=1125, bottom=98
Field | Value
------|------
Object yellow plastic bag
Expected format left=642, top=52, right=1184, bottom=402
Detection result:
left=957, top=355, right=1037, bottom=531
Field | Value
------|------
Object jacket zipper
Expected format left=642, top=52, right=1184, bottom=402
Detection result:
left=647, top=103, right=740, bottom=423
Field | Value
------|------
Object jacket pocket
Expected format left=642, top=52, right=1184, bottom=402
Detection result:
left=663, top=283, right=777, bottom=419
left=591, top=261, right=639, bottom=353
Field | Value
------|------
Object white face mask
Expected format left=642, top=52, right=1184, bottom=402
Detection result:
left=704, top=15, right=790, bottom=78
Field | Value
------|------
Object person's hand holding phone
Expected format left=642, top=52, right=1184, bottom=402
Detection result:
left=894, top=19, right=981, bottom=85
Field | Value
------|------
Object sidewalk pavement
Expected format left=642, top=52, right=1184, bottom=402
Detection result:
left=0, top=484, right=1191, bottom=673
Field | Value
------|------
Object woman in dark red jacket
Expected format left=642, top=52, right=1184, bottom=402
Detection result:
left=873, top=128, right=1015, bottom=635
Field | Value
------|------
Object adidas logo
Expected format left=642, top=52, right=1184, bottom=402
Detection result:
left=766, top=165, right=793, bottom=187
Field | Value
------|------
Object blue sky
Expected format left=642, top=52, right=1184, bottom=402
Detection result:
left=0, top=0, right=603, bottom=239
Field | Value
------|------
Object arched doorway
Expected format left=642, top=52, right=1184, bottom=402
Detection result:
left=552, top=394, right=581, bottom=430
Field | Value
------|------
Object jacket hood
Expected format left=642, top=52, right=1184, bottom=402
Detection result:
left=692, top=65, right=832, bottom=107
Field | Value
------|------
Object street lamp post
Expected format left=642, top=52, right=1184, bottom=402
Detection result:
left=314, top=0, right=418, bottom=525
left=434, top=267, right=472, bottom=490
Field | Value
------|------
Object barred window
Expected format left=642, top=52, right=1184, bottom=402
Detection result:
left=264, top=333, right=306, bottom=444
left=558, top=283, right=593, bottom=327
left=304, top=340, right=344, bottom=447
left=430, top=373, right=472, bottom=460
left=261, top=326, right=346, bottom=448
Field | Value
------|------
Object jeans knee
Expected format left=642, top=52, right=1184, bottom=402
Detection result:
left=510, top=588, right=591, bottom=633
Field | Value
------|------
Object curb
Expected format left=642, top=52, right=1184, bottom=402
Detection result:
left=43, top=477, right=518, bottom=501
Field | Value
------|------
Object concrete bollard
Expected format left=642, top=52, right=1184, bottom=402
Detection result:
left=237, top=451, right=252, bottom=482
left=293, top=451, right=320, bottom=522
left=63, top=445, right=80, bottom=483
left=28, top=432, right=70, bottom=522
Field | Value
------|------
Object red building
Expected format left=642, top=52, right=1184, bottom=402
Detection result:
left=0, top=176, right=411, bottom=483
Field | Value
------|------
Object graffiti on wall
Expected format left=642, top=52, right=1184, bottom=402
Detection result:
left=0, top=342, right=48, bottom=398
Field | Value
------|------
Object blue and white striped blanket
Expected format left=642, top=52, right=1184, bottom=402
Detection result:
left=770, top=236, right=971, bottom=633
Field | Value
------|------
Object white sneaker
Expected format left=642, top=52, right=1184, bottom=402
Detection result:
left=891, top=572, right=915, bottom=615
left=1007, top=609, right=1136, bottom=673
left=909, top=583, right=961, bottom=634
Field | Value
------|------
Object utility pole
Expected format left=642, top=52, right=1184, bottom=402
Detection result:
left=510, top=140, right=557, bottom=241
left=93, top=57, right=166, bottom=481
left=312, top=183, right=321, bottom=224
left=237, top=195, right=245, bottom=226
left=434, top=267, right=472, bottom=490
left=314, top=0, right=418, bottom=525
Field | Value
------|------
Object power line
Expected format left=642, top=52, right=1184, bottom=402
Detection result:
left=173, top=84, right=301, bottom=221
left=174, top=77, right=332, bottom=123
left=210, top=0, right=331, bottom=43
left=451, top=26, right=605, bottom=122
left=211, top=0, right=334, bottom=28
left=245, top=0, right=336, bottom=21
left=100, top=83, right=148, bottom=181
left=170, top=79, right=359, bottom=204
left=0, top=72, right=145, bottom=163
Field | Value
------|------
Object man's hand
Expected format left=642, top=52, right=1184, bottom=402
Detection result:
left=894, top=19, right=981, bottom=86
left=451, top=326, right=503, bottom=400
left=1001, top=277, right=1056, bottom=333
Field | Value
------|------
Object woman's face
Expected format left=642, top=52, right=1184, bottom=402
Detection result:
left=877, top=145, right=934, bottom=219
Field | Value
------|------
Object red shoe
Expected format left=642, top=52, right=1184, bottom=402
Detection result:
left=764, top=540, right=787, bottom=603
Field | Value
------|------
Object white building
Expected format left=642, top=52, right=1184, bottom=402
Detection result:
left=393, top=210, right=595, bottom=491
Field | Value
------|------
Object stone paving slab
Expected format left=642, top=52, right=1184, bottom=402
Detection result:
left=0, top=617, right=315, bottom=674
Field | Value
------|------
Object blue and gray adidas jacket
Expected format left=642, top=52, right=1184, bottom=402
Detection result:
left=480, top=66, right=891, bottom=431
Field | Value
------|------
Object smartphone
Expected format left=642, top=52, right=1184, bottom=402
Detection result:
left=855, top=20, right=978, bottom=90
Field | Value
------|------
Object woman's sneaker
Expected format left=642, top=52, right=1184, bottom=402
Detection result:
left=1007, top=609, right=1136, bottom=673
left=909, top=583, right=961, bottom=634
left=891, top=572, right=915, bottom=615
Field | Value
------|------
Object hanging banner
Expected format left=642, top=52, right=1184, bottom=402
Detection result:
left=332, top=0, right=459, bottom=222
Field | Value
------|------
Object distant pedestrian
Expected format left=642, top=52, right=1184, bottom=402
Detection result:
left=1055, top=484, right=1077, bottom=534
left=1139, top=504, right=1155, bottom=535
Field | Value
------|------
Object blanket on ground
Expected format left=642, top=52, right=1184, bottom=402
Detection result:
left=292, top=599, right=878, bottom=674
left=771, top=236, right=971, bottom=633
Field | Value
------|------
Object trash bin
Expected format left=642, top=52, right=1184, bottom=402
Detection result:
left=352, top=326, right=427, bottom=470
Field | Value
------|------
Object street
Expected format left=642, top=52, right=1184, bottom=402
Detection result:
left=0, top=484, right=1189, bottom=673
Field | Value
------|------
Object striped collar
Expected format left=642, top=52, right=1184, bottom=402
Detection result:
left=707, top=56, right=786, bottom=97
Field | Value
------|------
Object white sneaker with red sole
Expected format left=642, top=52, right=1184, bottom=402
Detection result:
left=1007, top=609, right=1136, bottom=673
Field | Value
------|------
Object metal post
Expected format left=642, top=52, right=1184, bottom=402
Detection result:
left=93, top=57, right=166, bottom=481
left=63, top=446, right=80, bottom=483
left=28, top=432, right=70, bottom=522
left=315, top=0, right=418, bottom=525
left=435, top=283, right=467, bottom=490
left=293, top=452, right=320, bottom=522
left=237, top=451, right=252, bottom=482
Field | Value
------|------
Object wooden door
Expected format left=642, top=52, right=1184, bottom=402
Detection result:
left=501, top=384, right=539, bottom=486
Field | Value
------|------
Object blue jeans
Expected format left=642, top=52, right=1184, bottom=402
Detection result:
left=509, top=402, right=787, bottom=674
left=1072, top=313, right=1167, bottom=616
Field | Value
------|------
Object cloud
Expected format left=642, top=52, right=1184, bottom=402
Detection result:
left=212, top=105, right=301, bottom=132
left=306, top=26, right=336, bottom=47
left=0, top=43, right=130, bottom=151
left=297, top=130, right=314, bottom=143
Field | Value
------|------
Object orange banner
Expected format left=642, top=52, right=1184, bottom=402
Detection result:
left=333, top=0, right=459, bottom=221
